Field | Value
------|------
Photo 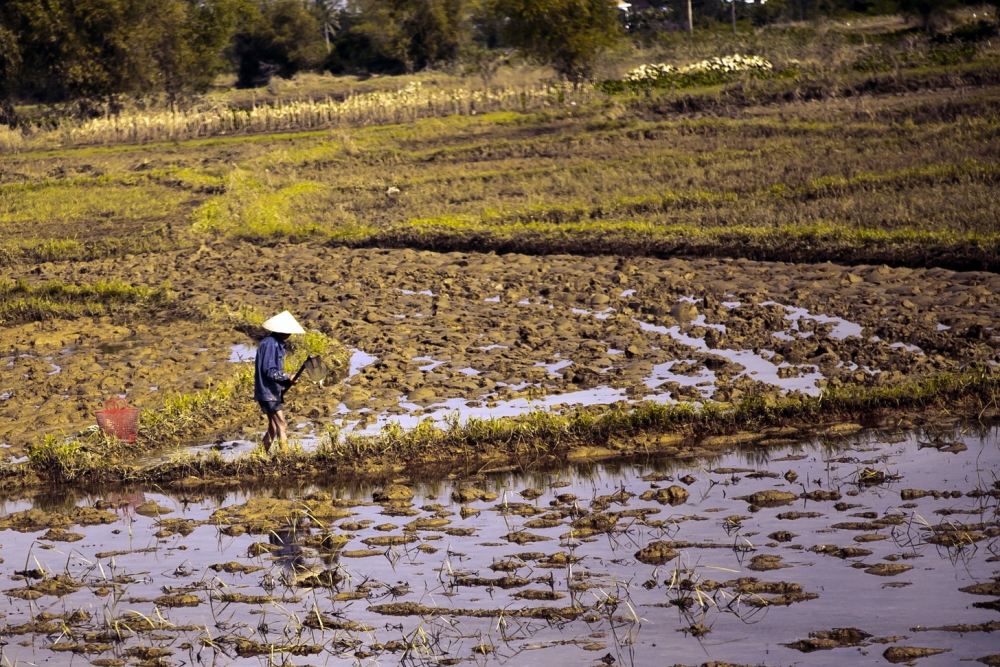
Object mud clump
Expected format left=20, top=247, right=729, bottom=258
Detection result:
left=368, top=602, right=586, bottom=620
left=570, top=513, right=619, bottom=533
left=373, top=484, right=414, bottom=502
left=785, top=627, right=873, bottom=652
left=883, top=646, right=950, bottom=664
left=302, top=611, right=367, bottom=631
left=503, top=531, right=552, bottom=545
left=212, top=496, right=350, bottom=534
left=209, top=562, right=263, bottom=574
left=768, top=531, right=797, bottom=542
left=900, top=489, right=963, bottom=500
left=515, top=590, right=564, bottom=603
left=246, top=541, right=280, bottom=556
left=452, top=487, right=499, bottom=503
left=4, top=574, right=83, bottom=599
left=233, top=637, right=321, bottom=658
left=960, top=580, right=1000, bottom=596
left=41, top=528, right=84, bottom=542
left=0, top=507, right=117, bottom=532
left=635, top=542, right=680, bottom=565
left=361, top=535, right=418, bottom=547
left=739, top=490, right=798, bottom=508
left=640, top=485, right=689, bottom=506
left=154, top=593, right=200, bottom=607
left=454, top=575, right=529, bottom=589
left=747, top=554, right=791, bottom=571
left=134, top=500, right=173, bottom=516
left=154, top=518, right=199, bottom=537
left=864, top=563, right=913, bottom=576
left=801, top=490, right=842, bottom=501
left=124, top=647, right=173, bottom=660
left=913, top=620, right=1000, bottom=633
left=810, top=545, right=874, bottom=558
left=777, top=511, right=823, bottom=520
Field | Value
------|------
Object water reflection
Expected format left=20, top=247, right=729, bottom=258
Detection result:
left=0, top=425, right=996, bottom=667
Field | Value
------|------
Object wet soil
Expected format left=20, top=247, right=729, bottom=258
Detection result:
left=0, top=425, right=996, bottom=666
left=2, top=244, right=999, bottom=460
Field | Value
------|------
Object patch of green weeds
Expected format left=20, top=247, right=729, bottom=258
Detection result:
left=139, top=367, right=255, bottom=442
left=0, top=278, right=173, bottom=324
left=191, top=169, right=325, bottom=241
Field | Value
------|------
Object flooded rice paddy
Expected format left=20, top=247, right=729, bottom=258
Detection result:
left=2, top=426, right=998, bottom=666
left=3, top=246, right=999, bottom=459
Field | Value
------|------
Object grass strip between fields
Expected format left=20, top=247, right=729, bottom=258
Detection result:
left=234, top=219, right=1000, bottom=273
left=3, top=365, right=997, bottom=494
left=0, top=278, right=173, bottom=324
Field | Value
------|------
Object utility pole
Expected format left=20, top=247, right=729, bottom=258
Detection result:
left=687, top=0, right=693, bottom=34
left=731, top=0, right=736, bottom=32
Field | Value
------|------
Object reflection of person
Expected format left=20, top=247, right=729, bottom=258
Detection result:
left=269, top=525, right=305, bottom=572
left=254, top=311, right=305, bottom=453
left=108, top=491, right=146, bottom=514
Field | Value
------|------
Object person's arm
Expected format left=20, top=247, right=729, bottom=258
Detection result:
left=261, top=339, right=292, bottom=386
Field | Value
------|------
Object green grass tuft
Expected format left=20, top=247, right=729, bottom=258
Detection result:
left=0, top=278, right=173, bottom=324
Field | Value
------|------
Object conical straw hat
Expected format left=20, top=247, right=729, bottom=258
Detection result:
left=262, top=310, right=306, bottom=335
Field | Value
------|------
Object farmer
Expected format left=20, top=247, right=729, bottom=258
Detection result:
left=254, top=310, right=305, bottom=453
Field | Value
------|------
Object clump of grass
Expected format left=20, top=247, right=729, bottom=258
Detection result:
left=191, top=170, right=326, bottom=241
left=25, top=431, right=132, bottom=482
left=0, top=278, right=174, bottom=324
left=0, top=234, right=182, bottom=268
left=139, top=367, right=255, bottom=443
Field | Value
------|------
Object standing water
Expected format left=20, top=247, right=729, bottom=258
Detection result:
left=0, top=426, right=997, bottom=666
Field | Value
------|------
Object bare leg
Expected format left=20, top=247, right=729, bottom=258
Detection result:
left=263, top=412, right=278, bottom=453
left=263, top=410, right=289, bottom=453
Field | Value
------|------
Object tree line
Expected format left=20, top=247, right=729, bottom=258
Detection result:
left=0, top=0, right=992, bottom=122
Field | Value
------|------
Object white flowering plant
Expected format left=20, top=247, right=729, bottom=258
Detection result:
left=599, top=54, right=779, bottom=94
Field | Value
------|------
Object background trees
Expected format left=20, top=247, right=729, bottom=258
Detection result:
left=231, top=0, right=326, bottom=87
left=0, top=0, right=241, bottom=114
left=0, top=0, right=994, bottom=119
left=494, top=0, right=622, bottom=83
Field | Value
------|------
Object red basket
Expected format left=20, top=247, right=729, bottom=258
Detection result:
left=95, top=398, right=140, bottom=443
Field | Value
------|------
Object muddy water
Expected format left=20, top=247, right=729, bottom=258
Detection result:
left=7, top=246, right=1000, bottom=458
left=1, top=427, right=998, bottom=667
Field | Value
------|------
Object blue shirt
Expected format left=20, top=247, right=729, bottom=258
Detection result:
left=254, top=334, right=290, bottom=403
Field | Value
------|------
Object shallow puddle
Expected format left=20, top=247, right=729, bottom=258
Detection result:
left=1, top=426, right=997, bottom=666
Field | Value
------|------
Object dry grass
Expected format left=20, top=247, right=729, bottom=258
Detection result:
left=1, top=19, right=996, bottom=269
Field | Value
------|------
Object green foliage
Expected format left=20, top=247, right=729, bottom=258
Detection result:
left=232, top=0, right=327, bottom=87
left=495, top=0, right=622, bottom=82
left=350, top=0, right=469, bottom=73
left=0, top=0, right=242, bottom=115
left=596, top=65, right=786, bottom=95
left=191, top=168, right=325, bottom=240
